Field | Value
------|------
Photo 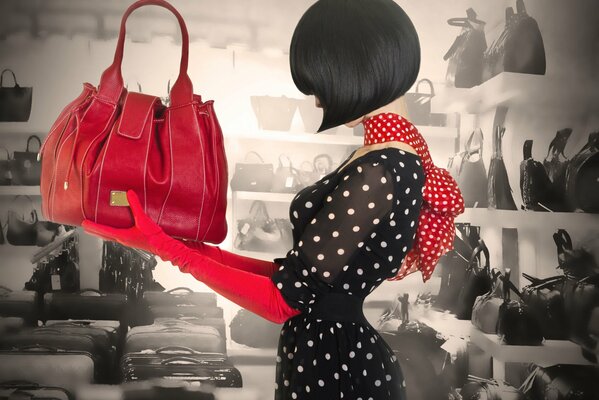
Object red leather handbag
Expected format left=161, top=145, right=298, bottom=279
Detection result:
left=38, top=0, right=228, bottom=244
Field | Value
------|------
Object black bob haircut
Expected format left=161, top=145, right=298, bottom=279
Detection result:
left=290, top=0, right=421, bottom=132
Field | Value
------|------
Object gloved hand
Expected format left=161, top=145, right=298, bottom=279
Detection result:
left=82, top=190, right=301, bottom=324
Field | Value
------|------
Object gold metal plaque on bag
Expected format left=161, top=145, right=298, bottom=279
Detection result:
left=110, top=191, right=129, bottom=206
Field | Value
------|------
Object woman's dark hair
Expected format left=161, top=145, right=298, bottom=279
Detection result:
left=290, top=0, right=421, bottom=132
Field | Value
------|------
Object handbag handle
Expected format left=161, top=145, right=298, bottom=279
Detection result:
left=415, top=79, right=435, bottom=96
left=165, top=287, right=194, bottom=295
left=523, top=140, right=533, bottom=160
left=522, top=273, right=565, bottom=287
left=161, top=356, right=206, bottom=366
left=465, top=128, right=484, bottom=154
left=545, top=128, right=572, bottom=158
left=467, top=239, right=490, bottom=275
left=447, top=17, right=472, bottom=28
left=0, top=146, right=10, bottom=160
left=25, top=135, right=42, bottom=153
left=553, top=229, right=573, bottom=253
left=78, top=288, right=104, bottom=296
left=155, top=345, right=196, bottom=354
left=516, top=0, right=527, bottom=14
left=243, top=151, right=265, bottom=163
left=97, top=0, right=192, bottom=106
left=278, top=154, right=293, bottom=168
left=501, top=269, right=526, bottom=303
left=0, top=69, right=18, bottom=88
left=248, top=200, right=270, bottom=222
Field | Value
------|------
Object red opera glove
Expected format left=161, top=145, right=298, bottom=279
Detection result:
left=82, top=190, right=301, bottom=324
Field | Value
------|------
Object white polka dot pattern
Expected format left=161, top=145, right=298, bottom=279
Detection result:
left=363, top=112, right=465, bottom=282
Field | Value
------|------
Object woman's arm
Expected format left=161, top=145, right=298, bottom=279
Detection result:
left=177, top=241, right=280, bottom=278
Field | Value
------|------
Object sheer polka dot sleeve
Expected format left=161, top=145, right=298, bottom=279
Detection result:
left=295, top=161, right=395, bottom=283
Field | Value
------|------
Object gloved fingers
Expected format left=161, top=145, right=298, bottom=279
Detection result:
left=126, top=189, right=162, bottom=233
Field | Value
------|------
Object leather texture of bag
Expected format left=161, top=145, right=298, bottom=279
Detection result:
left=488, top=126, right=517, bottom=210
left=0, top=350, right=94, bottom=396
left=563, top=274, right=599, bottom=350
left=451, top=129, right=488, bottom=208
left=6, top=196, right=39, bottom=246
left=251, top=95, right=298, bottom=131
left=143, top=287, right=216, bottom=307
left=271, top=154, right=302, bottom=193
left=521, top=364, right=599, bottom=400
left=553, top=229, right=599, bottom=279
left=0, top=147, right=11, bottom=185
left=460, top=376, right=524, bottom=400
left=497, top=269, right=544, bottom=345
left=435, top=224, right=480, bottom=312
left=443, top=8, right=487, bottom=88
left=0, top=286, right=38, bottom=325
left=0, top=69, right=32, bottom=122
left=0, top=382, right=70, bottom=400
left=520, top=139, right=556, bottom=211
left=43, top=289, right=127, bottom=322
left=483, top=0, right=546, bottom=82
left=11, top=135, right=42, bottom=185
left=456, top=239, right=493, bottom=320
left=543, top=128, right=572, bottom=210
left=471, top=269, right=504, bottom=334
left=151, top=317, right=226, bottom=339
left=230, top=308, right=282, bottom=348
left=38, top=0, right=228, bottom=244
left=230, top=151, right=274, bottom=192
left=521, top=273, right=569, bottom=340
left=404, top=79, right=435, bottom=125
left=120, top=348, right=242, bottom=387
left=149, top=304, right=224, bottom=319
left=234, top=200, right=293, bottom=253
left=564, top=132, right=599, bottom=213
left=125, top=324, right=224, bottom=354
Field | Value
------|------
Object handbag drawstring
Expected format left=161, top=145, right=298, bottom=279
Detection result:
left=63, top=113, right=82, bottom=190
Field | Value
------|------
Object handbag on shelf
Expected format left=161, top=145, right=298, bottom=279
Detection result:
left=314, top=153, right=334, bottom=179
left=230, top=151, right=274, bottom=192
left=6, top=195, right=39, bottom=246
left=297, top=160, right=319, bottom=188
left=35, top=220, right=62, bottom=247
left=543, top=128, right=572, bottom=210
left=271, top=154, right=302, bottom=193
left=0, top=147, right=12, bottom=185
left=250, top=95, right=298, bottom=131
left=563, top=274, right=599, bottom=350
left=38, top=0, right=228, bottom=244
left=435, top=223, right=480, bottom=312
left=443, top=8, right=487, bottom=88
left=520, top=139, right=556, bottom=211
left=234, top=200, right=292, bottom=254
left=553, top=229, right=599, bottom=279
left=0, top=286, right=38, bottom=326
left=404, top=79, right=436, bottom=126
left=11, top=135, right=42, bottom=186
left=564, top=131, right=599, bottom=213
left=483, top=0, right=546, bottom=82
left=296, top=96, right=338, bottom=133
left=455, top=239, right=493, bottom=320
left=521, top=273, right=569, bottom=340
left=459, top=375, right=524, bottom=400
left=520, top=364, right=599, bottom=400
left=471, top=269, right=504, bottom=334
left=450, top=128, right=488, bottom=208
left=488, top=125, right=517, bottom=210
left=0, top=69, right=33, bottom=122
left=497, top=269, right=544, bottom=346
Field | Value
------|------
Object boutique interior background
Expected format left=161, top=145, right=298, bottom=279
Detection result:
left=0, top=0, right=599, bottom=394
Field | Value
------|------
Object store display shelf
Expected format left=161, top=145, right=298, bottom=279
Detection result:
left=470, top=326, right=594, bottom=368
left=456, top=208, right=599, bottom=231
left=227, top=342, right=278, bottom=365
left=0, top=186, right=41, bottom=196
left=232, top=190, right=295, bottom=203
left=225, top=126, right=457, bottom=144
left=234, top=248, right=284, bottom=261
left=431, top=72, right=599, bottom=114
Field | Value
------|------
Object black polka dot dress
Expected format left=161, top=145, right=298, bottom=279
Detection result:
left=270, top=145, right=426, bottom=400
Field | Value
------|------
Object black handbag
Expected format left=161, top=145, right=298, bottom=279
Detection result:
left=520, top=364, right=599, bottom=400
left=456, top=239, right=493, bottom=320
left=460, top=375, right=524, bottom=400
left=488, top=125, right=517, bottom=210
left=483, top=0, right=546, bottom=82
left=0, top=147, right=12, bottom=185
left=563, top=275, right=599, bottom=350
left=271, top=154, right=302, bottom=193
left=404, top=79, right=434, bottom=125
left=564, top=132, right=599, bottom=213
left=230, top=151, right=274, bottom=192
left=25, top=235, right=80, bottom=295
left=298, top=160, right=319, bottom=188
left=521, top=273, right=569, bottom=340
left=250, top=95, right=298, bottom=131
left=443, top=8, right=487, bottom=88
left=543, top=128, right=573, bottom=210
left=11, top=135, right=42, bottom=185
left=313, top=153, right=334, bottom=179
left=234, top=200, right=293, bottom=254
left=450, top=129, right=488, bottom=208
left=0, top=69, right=32, bottom=122
left=435, top=223, right=480, bottom=312
left=471, top=268, right=504, bottom=334
left=520, top=139, right=559, bottom=211
left=6, top=195, right=39, bottom=246
left=553, top=229, right=599, bottom=279
left=230, top=308, right=282, bottom=348
left=497, top=269, right=544, bottom=345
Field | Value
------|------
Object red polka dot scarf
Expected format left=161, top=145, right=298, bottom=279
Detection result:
left=363, top=112, right=465, bottom=282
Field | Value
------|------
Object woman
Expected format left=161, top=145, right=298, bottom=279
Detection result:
left=83, top=0, right=464, bottom=398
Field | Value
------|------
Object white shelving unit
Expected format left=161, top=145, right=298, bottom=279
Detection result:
left=0, top=186, right=41, bottom=196
left=470, top=326, right=594, bottom=380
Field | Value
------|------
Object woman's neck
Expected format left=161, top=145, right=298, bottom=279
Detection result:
left=363, top=96, right=409, bottom=121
